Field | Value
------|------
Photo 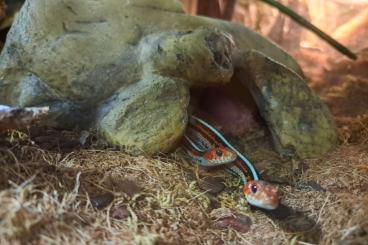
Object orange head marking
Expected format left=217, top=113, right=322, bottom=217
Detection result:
left=243, top=180, right=279, bottom=210
left=203, top=147, right=237, bottom=165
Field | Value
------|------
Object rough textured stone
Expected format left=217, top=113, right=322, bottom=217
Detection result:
left=96, top=76, right=189, bottom=154
left=235, top=50, right=337, bottom=158
left=0, top=0, right=335, bottom=157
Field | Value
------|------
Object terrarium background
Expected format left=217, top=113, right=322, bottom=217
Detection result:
left=0, top=1, right=367, bottom=244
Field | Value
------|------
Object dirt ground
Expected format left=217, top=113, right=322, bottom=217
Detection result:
left=1, top=49, right=368, bottom=244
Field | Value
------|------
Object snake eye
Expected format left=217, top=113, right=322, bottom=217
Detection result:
left=251, top=184, right=257, bottom=194
left=215, top=149, right=223, bottom=157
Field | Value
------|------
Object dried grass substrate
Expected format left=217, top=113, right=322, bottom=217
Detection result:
left=0, top=122, right=367, bottom=244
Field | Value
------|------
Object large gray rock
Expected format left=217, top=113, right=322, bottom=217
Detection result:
left=234, top=51, right=337, bottom=158
left=0, top=0, right=336, bottom=157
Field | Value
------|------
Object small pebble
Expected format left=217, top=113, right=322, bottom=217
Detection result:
left=210, top=208, right=233, bottom=220
left=296, top=180, right=326, bottom=192
left=111, top=205, right=129, bottom=220
left=214, top=213, right=252, bottom=233
left=90, top=192, right=114, bottom=210
left=79, top=130, right=90, bottom=146
left=210, top=208, right=252, bottom=233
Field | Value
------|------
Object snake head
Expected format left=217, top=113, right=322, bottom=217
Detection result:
left=243, top=180, right=279, bottom=210
left=203, top=147, right=237, bottom=165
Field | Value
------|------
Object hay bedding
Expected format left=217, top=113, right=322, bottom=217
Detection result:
left=1, top=60, right=368, bottom=244
left=0, top=124, right=367, bottom=244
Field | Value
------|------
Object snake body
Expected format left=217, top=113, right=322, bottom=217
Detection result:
left=184, top=116, right=279, bottom=210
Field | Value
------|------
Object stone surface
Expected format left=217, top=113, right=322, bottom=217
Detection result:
left=235, top=50, right=337, bottom=158
left=0, top=0, right=335, bottom=157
